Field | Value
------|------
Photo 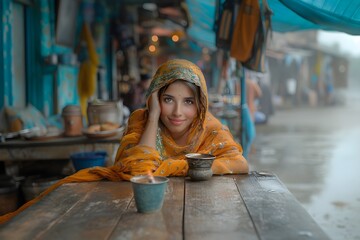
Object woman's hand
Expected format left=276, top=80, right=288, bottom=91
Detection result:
left=139, top=90, right=160, bottom=148
left=148, top=90, right=161, bottom=120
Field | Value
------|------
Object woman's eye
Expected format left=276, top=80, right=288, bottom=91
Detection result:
left=185, top=99, right=194, bottom=105
left=164, top=97, right=173, bottom=103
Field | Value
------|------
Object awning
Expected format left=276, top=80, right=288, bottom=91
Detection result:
left=276, top=0, right=360, bottom=35
left=185, top=0, right=360, bottom=49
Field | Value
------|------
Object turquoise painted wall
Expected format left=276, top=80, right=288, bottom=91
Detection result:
left=56, top=65, right=80, bottom=113
left=12, top=2, right=26, bottom=108
left=25, top=0, right=48, bottom=115
left=0, top=0, right=13, bottom=107
left=1, top=0, right=114, bottom=117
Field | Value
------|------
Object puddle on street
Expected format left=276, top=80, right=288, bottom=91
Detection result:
left=248, top=94, right=360, bottom=240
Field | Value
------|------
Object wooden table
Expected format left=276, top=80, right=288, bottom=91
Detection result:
left=0, top=172, right=329, bottom=240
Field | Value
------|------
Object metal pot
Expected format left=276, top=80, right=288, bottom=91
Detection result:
left=87, top=100, right=123, bottom=126
left=62, top=105, right=83, bottom=137
left=0, top=175, right=19, bottom=214
left=21, top=175, right=61, bottom=202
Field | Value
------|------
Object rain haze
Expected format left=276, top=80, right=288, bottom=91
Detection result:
left=318, top=30, right=360, bottom=57
left=249, top=31, right=360, bottom=239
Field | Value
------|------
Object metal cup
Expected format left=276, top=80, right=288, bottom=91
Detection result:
left=185, top=153, right=216, bottom=181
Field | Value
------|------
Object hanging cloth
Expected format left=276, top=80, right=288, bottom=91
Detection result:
left=230, top=0, right=261, bottom=62
left=230, top=0, right=272, bottom=72
left=77, top=24, right=99, bottom=118
left=243, top=0, right=272, bottom=72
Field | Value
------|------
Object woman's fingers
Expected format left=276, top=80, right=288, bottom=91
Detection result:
left=148, top=90, right=161, bottom=119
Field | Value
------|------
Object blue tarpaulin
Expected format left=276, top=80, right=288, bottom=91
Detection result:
left=277, top=0, right=360, bottom=34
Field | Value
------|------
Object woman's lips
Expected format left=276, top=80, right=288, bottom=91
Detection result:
left=169, top=119, right=184, bottom=126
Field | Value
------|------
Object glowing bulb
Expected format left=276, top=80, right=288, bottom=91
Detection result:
left=172, top=34, right=179, bottom=42
left=151, top=35, right=158, bottom=42
left=148, top=44, right=156, bottom=53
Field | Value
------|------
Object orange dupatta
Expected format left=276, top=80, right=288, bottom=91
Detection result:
left=0, top=59, right=248, bottom=224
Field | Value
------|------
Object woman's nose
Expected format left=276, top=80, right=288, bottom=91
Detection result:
left=173, top=103, right=182, bottom=116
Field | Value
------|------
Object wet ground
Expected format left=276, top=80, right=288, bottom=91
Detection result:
left=248, top=89, right=360, bottom=240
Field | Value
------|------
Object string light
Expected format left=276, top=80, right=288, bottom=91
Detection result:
left=172, top=34, right=179, bottom=42
left=148, top=44, right=156, bottom=53
left=151, top=35, right=158, bottom=42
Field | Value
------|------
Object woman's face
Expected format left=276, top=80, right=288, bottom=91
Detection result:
left=160, top=81, right=198, bottom=140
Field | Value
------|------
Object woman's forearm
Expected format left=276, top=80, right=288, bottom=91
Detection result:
left=138, top=90, right=161, bottom=149
left=138, top=116, right=158, bottom=149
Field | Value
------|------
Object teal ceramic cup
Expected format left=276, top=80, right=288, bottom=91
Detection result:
left=130, top=175, right=169, bottom=213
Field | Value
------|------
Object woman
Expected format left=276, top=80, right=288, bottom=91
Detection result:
left=0, top=59, right=247, bottom=223
left=246, top=79, right=262, bottom=121
left=114, top=58, right=248, bottom=179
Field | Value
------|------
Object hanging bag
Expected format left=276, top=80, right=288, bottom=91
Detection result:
left=215, top=0, right=236, bottom=50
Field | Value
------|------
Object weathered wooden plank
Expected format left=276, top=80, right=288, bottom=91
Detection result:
left=109, top=178, right=184, bottom=240
left=235, top=172, right=330, bottom=240
left=184, top=176, right=258, bottom=240
left=36, top=181, right=133, bottom=240
left=0, top=182, right=95, bottom=239
left=0, top=135, right=120, bottom=148
left=0, top=143, right=119, bottom=162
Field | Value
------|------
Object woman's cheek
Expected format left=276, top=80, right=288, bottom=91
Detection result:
left=184, top=105, right=198, bottom=119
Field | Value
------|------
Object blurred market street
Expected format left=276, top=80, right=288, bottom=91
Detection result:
left=248, top=85, right=360, bottom=239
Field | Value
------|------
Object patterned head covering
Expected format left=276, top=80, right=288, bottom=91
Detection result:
left=145, top=59, right=208, bottom=125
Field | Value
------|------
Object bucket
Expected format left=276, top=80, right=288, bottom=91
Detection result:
left=0, top=175, right=19, bottom=214
left=21, top=175, right=62, bottom=202
left=70, top=151, right=107, bottom=171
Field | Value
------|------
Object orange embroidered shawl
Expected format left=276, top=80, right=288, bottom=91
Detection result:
left=114, top=59, right=248, bottom=179
left=0, top=59, right=248, bottom=224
